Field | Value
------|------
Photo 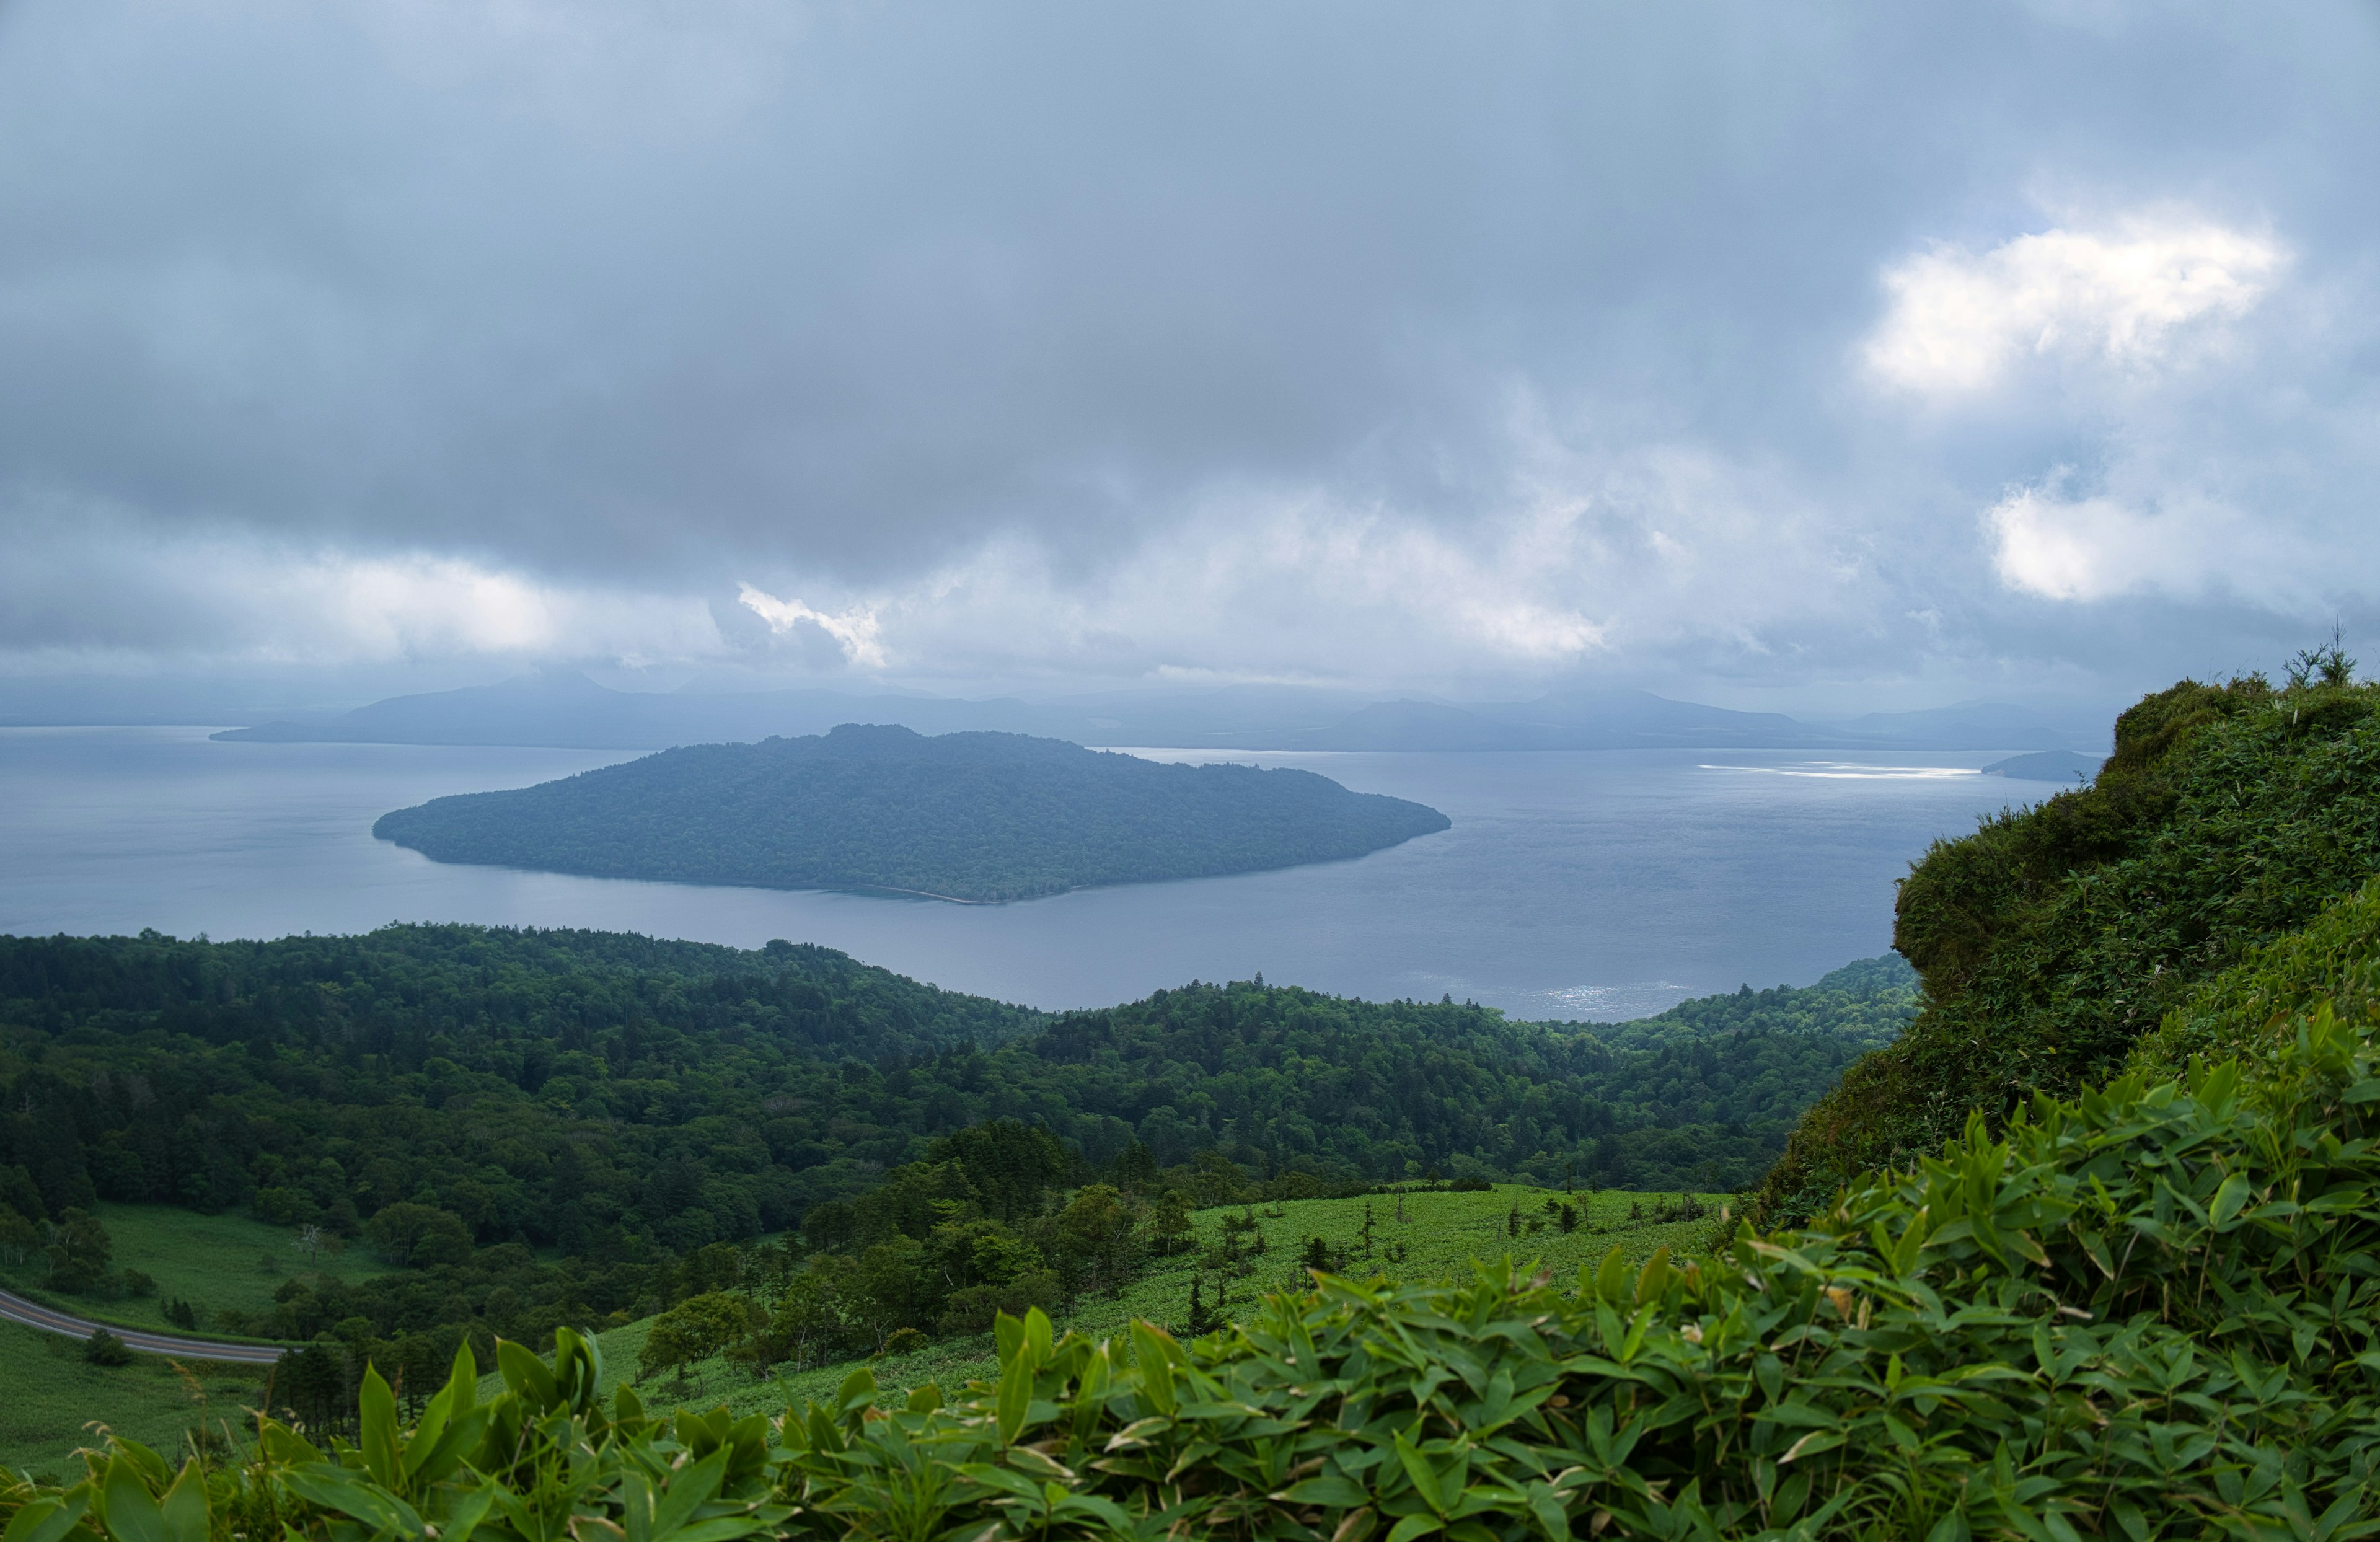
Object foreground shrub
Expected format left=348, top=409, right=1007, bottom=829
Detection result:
left=80, top=1329, right=131, bottom=1367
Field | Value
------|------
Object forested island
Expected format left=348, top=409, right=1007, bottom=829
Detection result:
left=371, top=724, right=1449, bottom=901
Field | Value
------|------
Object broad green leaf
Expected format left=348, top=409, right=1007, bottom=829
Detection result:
left=2, top=1496, right=87, bottom=1542
left=1779, top=1430, right=1844, bottom=1464
left=438, top=1484, right=500, bottom=1542
left=2210, top=1171, right=2253, bottom=1227
left=495, top=1339, right=556, bottom=1408
left=1131, top=1322, right=1178, bottom=1417
left=1274, top=1476, right=1372, bottom=1508
left=1593, top=1247, right=1629, bottom=1305
left=1634, top=1248, right=1672, bottom=1308
left=649, top=1448, right=729, bottom=1542
left=997, top=1350, right=1034, bottom=1445
left=156, top=1465, right=205, bottom=1542
left=1393, top=1432, right=1447, bottom=1517
left=994, top=1311, right=1025, bottom=1367
left=357, top=1364, right=401, bottom=1491
left=99, top=1456, right=166, bottom=1542
left=277, top=1464, right=425, bottom=1536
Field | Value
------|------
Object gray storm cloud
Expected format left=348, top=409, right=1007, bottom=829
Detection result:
left=1, top=1, right=2376, bottom=696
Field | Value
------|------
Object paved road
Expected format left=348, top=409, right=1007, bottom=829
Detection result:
left=0, top=1285, right=285, bottom=1363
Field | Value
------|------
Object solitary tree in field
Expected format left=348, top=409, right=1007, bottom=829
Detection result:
left=637, top=1291, right=751, bottom=1390
left=296, top=1223, right=325, bottom=1264
left=1184, top=1276, right=1221, bottom=1337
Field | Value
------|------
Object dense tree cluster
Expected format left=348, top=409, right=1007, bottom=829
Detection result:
left=0, top=925, right=1036, bottom=1255
left=371, top=724, right=1450, bottom=901
left=0, top=923, right=1904, bottom=1356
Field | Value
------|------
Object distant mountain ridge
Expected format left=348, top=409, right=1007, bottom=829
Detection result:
left=214, top=672, right=2093, bottom=753
left=373, top=723, right=1451, bottom=902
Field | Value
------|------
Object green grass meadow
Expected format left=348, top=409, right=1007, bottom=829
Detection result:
left=2, top=1184, right=1716, bottom=1477
left=0, top=1201, right=389, bottom=1338
left=0, top=1204, right=389, bottom=1477
left=570, top=1184, right=1725, bottom=1419
left=0, top=1319, right=269, bottom=1481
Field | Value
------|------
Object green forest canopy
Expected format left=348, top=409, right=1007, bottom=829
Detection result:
left=371, top=725, right=1452, bottom=902
left=0, top=923, right=1905, bottom=1350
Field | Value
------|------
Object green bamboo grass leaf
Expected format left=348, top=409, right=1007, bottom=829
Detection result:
left=1778, top=1430, right=1844, bottom=1465
left=97, top=1458, right=165, bottom=1542
left=358, top=1365, right=402, bottom=1491
left=275, top=1466, right=425, bottom=1538
left=437, top=1484, right=500, bottom=1542
left=1, top=1496, right=88, bottom=1542
left=2210, top=1171, right=2254, bottom=1227
left=1393, top=1432, right=1447, bottom=1516
left=835, top=1365, right=878, bottom=1431
left=996, top=1349, right=1034, bottom=1445
left=645, top=1448, right=729, bottom=1542
left=1276, top=1476, right=1372, bottom=1508
left=495, top=1339, right=557, bottom=1408
left=154, top=1466, right=204, bottom=1542
left=1593, top=1247, right=1629, bottom=1305
left=1132, top=1321, right=1180, bottom=1417
left=402, top=1348, right=465, bottom=1470
left=1634, top=1248, right=1672, bottom=1308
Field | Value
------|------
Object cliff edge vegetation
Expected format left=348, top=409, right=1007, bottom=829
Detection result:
left=1753, top=648, right=2380, bottom=1224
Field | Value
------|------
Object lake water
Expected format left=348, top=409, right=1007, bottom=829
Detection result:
left=0, top=727, right=2047, bottom=1020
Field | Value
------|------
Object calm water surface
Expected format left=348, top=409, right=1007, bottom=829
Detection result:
left=0, top=728, right=2044, bottom=1019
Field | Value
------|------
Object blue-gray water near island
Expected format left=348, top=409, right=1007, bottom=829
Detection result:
left=0, top=727, right=2047, bottom=1020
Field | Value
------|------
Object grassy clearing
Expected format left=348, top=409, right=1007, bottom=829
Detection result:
left=0, top=1202, right=390, bottom=1338
left=0, top=1318, right=268, bottom=1481
left=575, top=1184, right=1723, bottom=1418
left=6, top=1186, right=1716, bottom=1474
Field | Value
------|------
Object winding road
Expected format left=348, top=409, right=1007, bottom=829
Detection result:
left=0, top=1285, right=286, bottom=1363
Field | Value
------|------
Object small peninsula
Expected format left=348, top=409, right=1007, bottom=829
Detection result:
left=371, top=724, right=1450, bottom=901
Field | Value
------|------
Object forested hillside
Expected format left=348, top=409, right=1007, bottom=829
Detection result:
left=1755, top=658, right=2380, bottom=1222
left=0, top=925, right=1902, bottom=1358
left=372, top=724, right=1450, bottom=901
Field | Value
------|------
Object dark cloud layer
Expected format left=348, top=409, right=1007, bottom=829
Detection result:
left=2, top=2, right=2376, bottom=699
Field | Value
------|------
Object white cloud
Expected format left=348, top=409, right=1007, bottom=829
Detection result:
left=1866, top=212, right=2283, bottom=397
left=733, top=584, right=886, bottom=669
left=764, top=424, right=1892, bottom=687
left=0, top=508, right=720, bottom=668
left=1981, top=477, right=2299, bottom=605
left=1984, top=484, right=2159, bottom=601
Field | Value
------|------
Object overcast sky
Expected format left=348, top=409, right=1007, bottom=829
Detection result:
left=2, top=1, right=2376, bottom=709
